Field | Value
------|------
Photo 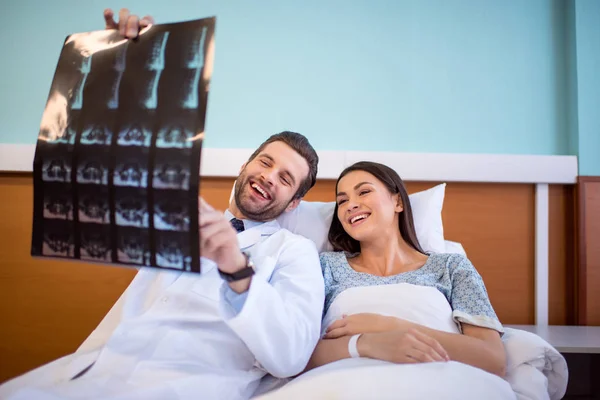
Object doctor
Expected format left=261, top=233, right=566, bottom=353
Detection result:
left=1, top=17, right=325, bottom=393
left=2, top=133, right=324, bottom=399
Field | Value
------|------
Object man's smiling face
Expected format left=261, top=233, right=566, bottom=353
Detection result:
left=234, top=141, right=309, bottom=222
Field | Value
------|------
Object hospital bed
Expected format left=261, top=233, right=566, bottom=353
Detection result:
left=0, top=149, right=585, bottom=398
left=63, top=183, right=569, bottom=400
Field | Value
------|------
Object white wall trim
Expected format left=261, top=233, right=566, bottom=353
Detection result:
left=0, top=144, right=578, bottom=184
left=0, top=144, right=38, bottom=173
left=535, top=183, right=550, bottom=327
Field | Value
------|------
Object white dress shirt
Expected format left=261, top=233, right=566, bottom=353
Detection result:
left=1, top=214, right=325, bottom=400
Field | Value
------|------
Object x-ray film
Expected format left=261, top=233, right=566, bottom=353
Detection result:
left=31, top=17, right=215, bottom=274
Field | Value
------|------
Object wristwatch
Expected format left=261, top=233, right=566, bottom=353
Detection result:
left=218, top=252, right=256, bottom=282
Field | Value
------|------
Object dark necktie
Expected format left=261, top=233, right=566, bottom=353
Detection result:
left=230, top=218, right=245, bottom=233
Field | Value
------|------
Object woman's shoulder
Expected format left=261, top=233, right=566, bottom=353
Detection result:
left=319, top=251, right=347, bottom=266
left=318, top=251, right=349, bottom=279
left=426, top=252, right=472, bottom=270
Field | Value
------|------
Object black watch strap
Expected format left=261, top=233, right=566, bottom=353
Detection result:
left=218, top=253, right=255, bottom=282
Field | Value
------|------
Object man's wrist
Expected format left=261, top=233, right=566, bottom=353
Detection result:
left=222, top=252, right=254, bottom=293
left=228, top=277, right=252, bottom=294
left=218, top=252, right=254, bottom=282
left=221, top=252, right=247, bottom=274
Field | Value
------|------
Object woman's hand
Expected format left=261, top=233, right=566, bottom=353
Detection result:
left=324, top=313, right=408, bottom=339
left=359, top=329, right=450, bottom=364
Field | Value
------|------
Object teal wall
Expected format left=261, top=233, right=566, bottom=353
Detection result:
left=0, top=1, right=598, bottom=173
left=571, top=0, right=600, bottom=176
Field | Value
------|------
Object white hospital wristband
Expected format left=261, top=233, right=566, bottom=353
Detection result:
left=348, top=334, right=362, bottom=358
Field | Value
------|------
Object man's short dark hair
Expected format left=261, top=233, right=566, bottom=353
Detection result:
left=247, top=131, right=318, bottom=199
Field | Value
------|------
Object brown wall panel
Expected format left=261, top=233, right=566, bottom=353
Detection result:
left=0, top=175, right=137, bottom=382
left=578, top=177, right=600, bottom=326
left=436, top=183, right=536, bottom=325
left=548, top=184, right=576, bottom=325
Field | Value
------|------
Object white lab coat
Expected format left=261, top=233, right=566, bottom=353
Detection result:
left=1, top=218, right=325, bottom=400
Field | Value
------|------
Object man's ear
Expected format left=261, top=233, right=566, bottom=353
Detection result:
left=238, top=162, right=247, bottom=174
left=284, top=198, right=301, bottom=213
left=394, top=194, right=404, bottom=213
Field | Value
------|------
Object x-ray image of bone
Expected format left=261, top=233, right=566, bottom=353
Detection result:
left=38, top=53, right=89, bottom=143
left=157, top=27, right=213, bottom=111
left=154, top=192, right=190, bottom=231
left=113, top=148, right=150, bottom=188
left=153, top=152, right=191, bottom=190
left=156, top=113, right=196, bottom=148
left=65, top=28, right=137, bottom=57
left=41, top=150, right=72, bottom=183
left=107, top=43, right=128, bottom=109
left=117, top=122, right=153, bottom=147
left=70, top=56, right=92, bottom=110
left=77, top=161, right=109, bottom=185
left=174, top=68, right=209, bottom=110
left=43, top=184, right=73, bottom=220
left=140, top=31, right=169, bottom=110
left=32, top=17, right=215, bottom=273
left=78, top=45, right=129, bottom=111
left=78, top=186, right=110, bottom=224
left=37, top=28, right=131, bottom=144
left=115, top=188, right=149, bottom=228
left=64, top=28, right=133, bottom=111
left=154, top=164, right=189, bottom=190
left=53, top=123, right=78, bottom=146
left=117, top=227, right=151, bottom=265
left=116, top=31, right=169, bottom=110
left=80, top=224, right=112, bottom=262
left=80, top=123, right=113, bottom=146
left=155, top=231, right=192, bottom=270
left=76, top=148, right=110, bottom=185
left=42, top=220, right=74, bottom=257
left=180, top=27, right=206, bottom=109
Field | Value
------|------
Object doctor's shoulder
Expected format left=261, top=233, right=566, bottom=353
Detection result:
left=269, top=227, right=320, bottom=261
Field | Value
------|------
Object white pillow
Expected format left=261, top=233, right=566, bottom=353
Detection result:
left=275, top=183, right=447, bottom=254
left=444, top=240, right=466, bottom=256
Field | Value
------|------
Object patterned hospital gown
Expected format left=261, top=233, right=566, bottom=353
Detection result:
left=320, top=251, right=504, bottom=333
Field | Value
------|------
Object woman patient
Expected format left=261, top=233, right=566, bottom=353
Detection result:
left=305, top=161, right=507, bottom=377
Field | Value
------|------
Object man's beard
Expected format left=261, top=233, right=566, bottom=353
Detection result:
left=234, top=174, right=291, bottom=222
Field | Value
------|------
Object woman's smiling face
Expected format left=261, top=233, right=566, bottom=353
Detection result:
left=335, top=170, right=403, bottom=242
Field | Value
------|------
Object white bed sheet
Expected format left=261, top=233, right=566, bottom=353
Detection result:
left=256, top=358, right=517, bottom=400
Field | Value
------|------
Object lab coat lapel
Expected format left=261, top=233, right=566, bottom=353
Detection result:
left=236, top=220, right=280, bottom=251
left=236, top=228, right=261, bottom=251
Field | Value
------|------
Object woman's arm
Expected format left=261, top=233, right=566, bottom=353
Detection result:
left=407, top=322, right=506, bottom=377
left=323, top=255, right=507, bottom=377
left=305, top=329, right=449, bottom=372
left=304, top=336, right=352, bottom=372
left=325, top=313, right=506, bottom=377
left=325, top=314, right=506, bottom=377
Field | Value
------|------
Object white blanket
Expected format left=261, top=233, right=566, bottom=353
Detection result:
left=257, top=358, right=516, bottom=400
left=502, top=327, right=569, bottom=400
left=255, top=284, right=568, bottom=400
left=4, top=279, right=567, bottom=400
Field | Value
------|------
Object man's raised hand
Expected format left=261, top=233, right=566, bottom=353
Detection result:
left=104, top=8, right=154, bottom=39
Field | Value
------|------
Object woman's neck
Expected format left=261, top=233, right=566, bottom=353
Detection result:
left=353, top=231, right=428, bottom=276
